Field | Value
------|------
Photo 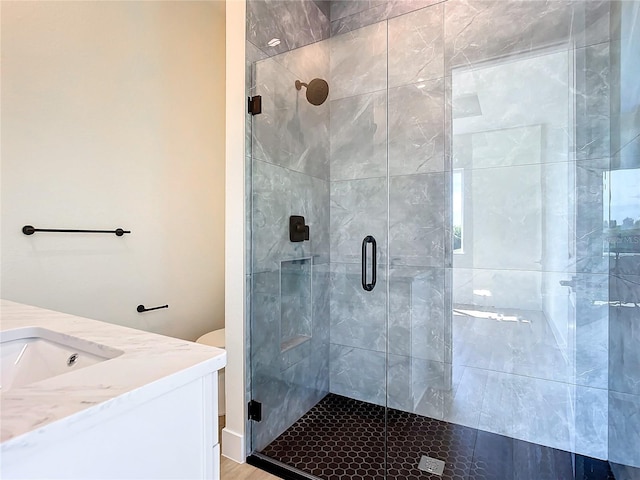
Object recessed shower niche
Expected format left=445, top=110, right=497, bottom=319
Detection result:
left=280, top=258, right=312, bottom=368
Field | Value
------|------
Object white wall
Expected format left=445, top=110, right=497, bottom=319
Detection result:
left=223, top=0, right=246, bottom=463
left=1, top=1, right=226, bottom=341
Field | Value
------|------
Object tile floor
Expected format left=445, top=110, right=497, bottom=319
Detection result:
left=259, top=393, right=621, bottom=480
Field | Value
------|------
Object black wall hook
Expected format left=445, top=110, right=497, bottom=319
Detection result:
left=137, top=304, right=169, bottom=313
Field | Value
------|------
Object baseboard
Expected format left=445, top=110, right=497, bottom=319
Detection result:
left=221, top=427, right=245, bottom=463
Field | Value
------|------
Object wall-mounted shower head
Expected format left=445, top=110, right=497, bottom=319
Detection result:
left=295, top=78, right=329, bottom=106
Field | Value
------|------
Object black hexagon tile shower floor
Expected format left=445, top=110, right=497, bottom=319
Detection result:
left=260, top=394, right=618, bottom=480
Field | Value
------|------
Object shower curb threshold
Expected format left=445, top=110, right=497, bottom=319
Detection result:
left=247, top=453, right=324, bottom=480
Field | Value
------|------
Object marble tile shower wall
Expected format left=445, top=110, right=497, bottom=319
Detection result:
left=447, top=0, right=615, bottom=460
left=249, top=36, right=332, bottom=450
left=330, top=0, right=445, bottom=36
left=327, top=19, right=389, bottom=405
left=327, top=0, right=620, bottom=462
left=328, top=3, right=451, bottom=410
left=608, top=1, right=640, bottom=469
left=247, top=0, right=638, bottom=468
left=247, top=0, right=329, bottom=56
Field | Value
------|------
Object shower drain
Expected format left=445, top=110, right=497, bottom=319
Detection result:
left=418, top=455, right=446, bottom=476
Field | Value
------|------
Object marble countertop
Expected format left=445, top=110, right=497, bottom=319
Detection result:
left=0, top=299, right=226, bottom=447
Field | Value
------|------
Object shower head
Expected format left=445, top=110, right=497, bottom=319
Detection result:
left=295, top=78, right=329, bottom=106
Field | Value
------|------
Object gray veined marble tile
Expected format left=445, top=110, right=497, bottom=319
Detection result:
left=387, top=354, right=412, bottom=412
left=388, top=3, right=444, bottom=88
left=290, top=171, right=330, bottom=263
left=389, top=173, right=445, bottom=267
left=330, top=263, right=387, bottom=352
left=252, top=353, right=327, bottom=450
left=612, top=133, right=640, bottom=170
left=312, top=265, right=332, bottom=343
left=247, top=0, right=329, bottom=57
left=444, top=0, right=587, bottom=71
left=452, top=268, right=579, bottom=384
left=330, top=177, right=387, bottom=264
left=389, top=268, right=414, bottom=356
left=609, top=462, right=640, bottom=480
left=410, top=268, right=447, bottom=362
left=443, top=267, right=454, bottom=362
left=246, top=40, right=269, bottom=165
left=280, top=259, right=312, bottom=345
left=330, top=21, right=387, bottom=100
left=385, top=0, right=445, bottom=23
left=610, top=255, right=640, bottom=278
left=611, top=2, right=640, bottom=158
left=451, top=48, right=573, bottom=168
left=575, top=159, right=610, bottom=275
left=575, top=320, right=609, bottom=390
left=387, top=355, right=452, bottom=418
left=252, top=160, right=294, bottom=273
left=610, top=272, right=640, bottom=307
left=452, top=127, right=545, bottom=170
left=252, top=160, right=327, bottom=273
left=253, top=54, right=330, bottom=180
left=270, top=39, right=330, bottom=89
left=609, top=295, right=640, bottom=396
left=452, top=268, right=544, bottom=313
left=312, top=0, right=331, bottom=20
left=388, top=79, right=445, bottom=176
left=575, top=42, right=611, bottom=162
left=330, top=7, right=379, bottom=36
left=246, top=155, right=253, bottom=272
left=330, top=0, right=386, bottom=21
left=330, top=90, right=387, bottom=181
left=443, top=366, right=488, bottom=430
left=281, top=344, right=329, bottom=398
left=575, top=0, right=613, bottom=49
left=251, top=266, right=330, bottom=451
left=574, top=385, right=608, bottom=459
left=411, top=358, right=452, bottom=420
left=250, top=289, right=281, bottom=373
left=573, top=273, right=609, bottom=389
left=329, top=344, right=386, bottom=406
left=443, top=73, right=453, bottom=172
left=330, top=3, right=390, bottom=36
left=478, top=371, right=575, bottom=453
left=246, top=41, right=270, bottom=85
left=330, top=0, right=444, bottom=36
left=608, top=391, right=640, bottom=468
left=280, top=336, right=312, bottom=370
left=451, top=162, right=589, bottom=274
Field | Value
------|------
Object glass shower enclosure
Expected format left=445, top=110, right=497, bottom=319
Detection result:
left=245, top=1, right=640, bottom=479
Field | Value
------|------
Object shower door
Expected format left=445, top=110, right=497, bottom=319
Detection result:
left=246, top=5, right=450, bottom=477
left=246, top=28, right=391, bottom=476
left=247, top=0, right=640, bottom=478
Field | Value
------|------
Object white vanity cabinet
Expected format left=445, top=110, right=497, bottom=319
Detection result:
left=0, top=300, right=225, bottom=480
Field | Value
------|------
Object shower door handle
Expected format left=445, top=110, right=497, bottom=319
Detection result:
left=361, top=235, right=377, bottom=292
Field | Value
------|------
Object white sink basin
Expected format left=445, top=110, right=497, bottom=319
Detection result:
left=0, top=327, right=123, bottom=391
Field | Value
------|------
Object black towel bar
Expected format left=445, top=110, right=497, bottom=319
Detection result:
left=22, top=225, right=130, bottom=236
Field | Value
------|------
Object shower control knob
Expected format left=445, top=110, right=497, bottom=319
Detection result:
left=289, top=216, right=310, bottom=242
